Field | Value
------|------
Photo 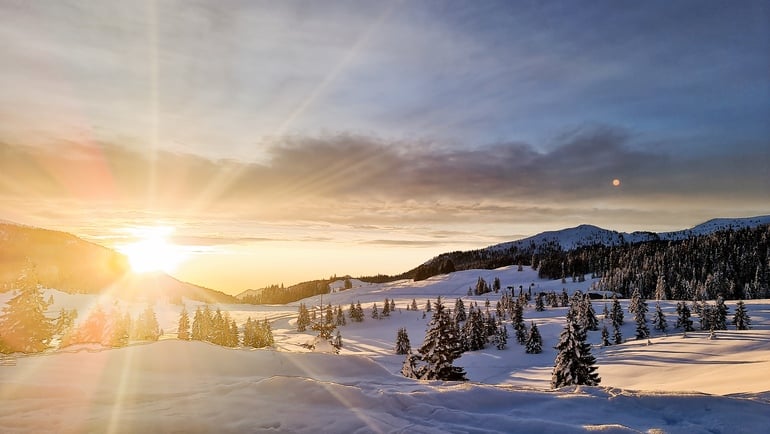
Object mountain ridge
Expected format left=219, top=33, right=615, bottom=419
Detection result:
left=0, top=222, right=237, bottom=304
left=407, top=215, right=770, bottom=281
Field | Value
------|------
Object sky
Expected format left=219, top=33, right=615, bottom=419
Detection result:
left=1, top=0, right=768, bottom=294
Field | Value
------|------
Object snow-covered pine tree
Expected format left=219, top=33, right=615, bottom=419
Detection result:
left=261, top=318, right=274, bottom=347
left=371, top=303, right=380, bottom=319
left=416, top=297, right=466, bottom=381
left=410, top=299, right=418, bottom=311
left=134, top=304, right=160, bottom=341
left=191, top=307, right=205, bottom=341
left=464, top=308, right=486, bottom=351
left=243, top=317, right=255, bottom=347
left=525, top=322, right=542, bottom=354
left=297, top=303, right=310, bottom=331
left=535, top=293, right=545, bottom=312
left=714, top=296, right=728, bottom=330
left=454, top=298, right=466, bottom=322
left=426, top=299, right=432, bottom=312
left=601, top=324, right=611, bottom=346
left=382, top=299, right=391, bottom=317
left=732, top=300, right=751, bottom=330
left=401, top=352, right=424, bottom=379
left=494, top=324, right=508, bottom=350
left=609, top=295, right=624, bottom=327
left=390, top=299, right=396, bottom=312
left=336, top=305, right=346, bottom=326
left=652, top=303, right=667, bottom=333
left=395, top=327, right=411, bottom=354
left=677, top=302, right=694, bottom=332
left=511, top=299, right=526, bottom=345
left=613, top=322, right=623, bottom=345
left=0, top=267, right=54, bottom=354
left=631, top=289, right=649, bottom=340
left=177, top=305, right=191, bottom=340
left=551, top=314, right=600, bottom=388
left=581, top=295, right=599, bottom=331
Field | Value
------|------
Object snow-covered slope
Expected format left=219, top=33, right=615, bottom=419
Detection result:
left=2, top=266, right=770, bottom=432
left=2, top=339, right=769, bottom=433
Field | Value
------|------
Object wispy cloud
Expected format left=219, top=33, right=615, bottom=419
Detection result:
left=2, top=125, right=767, bottom=233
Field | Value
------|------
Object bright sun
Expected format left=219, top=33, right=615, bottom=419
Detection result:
left=118, top=227, right=185, bottom=274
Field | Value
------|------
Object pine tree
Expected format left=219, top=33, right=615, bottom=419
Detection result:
left=0, top=267, right=54, bottom=353
left=336, top=305, right=346, bottom=326
left=77, top=305, right=108, bottom=345
left=177, top=305, right=191, bottom=340
left=511, top=299, right=526, bottom=345
left=454, top=298, right=466, bottom=322
left=416, top=297, right=466, bottom=381
left=463, top=308, right=486, bottom=351
left=613, top=322, right=623, bottom=345
left=525, top=322, right=542, bottom=354
left=609, top=295, right=624, bottom=327
left=401, top=352, right=423, bottom=379
left=350, top=301, right=364, bottom=322
left=426, top=299, right=432, bottom=312
left=581, top=296, right=599, bottom=331
left=631, top=289, right=649, bottom=340
left=382, top=299, right=391, bottom=317
left=297, top=303, right=310, bottom=331
left=494, top=324, right=508, bottom=350
left=714, top=296, right=728, bottom=330
left=134, top=304, right=160, bottom=341
left=191, top=307, right=205, bottom=341
left=732, top=300, right=751, bottom=330
left=652, top=303, right=667, bottom=333
left=262, top=318, right=274, bottom=347
left=676, top=302, right=694, bottom=332
left=552, top=316, right=600, bottom=388
left=601, top=325, right=611, bottom=346
left=371, top=303, right=380, bottom=320
left=395, top=327, right=411, bottom=355
left=535, top=293, right=545, bottom=312
left=390, top=299, right=396, bottom=312
left=410, top=299, right=418, bottom=311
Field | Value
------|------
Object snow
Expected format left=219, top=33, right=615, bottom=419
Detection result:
left=2, top=266, right=770, bottom=432
left=488, top=215, right=770, bottom=251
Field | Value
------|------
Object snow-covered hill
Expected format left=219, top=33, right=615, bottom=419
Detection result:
left=2, top=265, right=770, bottom=432
left=489, top=215, right=770, bottom=252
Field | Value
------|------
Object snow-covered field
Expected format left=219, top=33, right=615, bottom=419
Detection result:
left=2, top=266, right=769, bottom=433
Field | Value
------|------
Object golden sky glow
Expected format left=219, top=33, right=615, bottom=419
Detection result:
left=0, top=1, right=768, bottom=294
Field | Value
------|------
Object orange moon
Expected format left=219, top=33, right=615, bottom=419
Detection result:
left=612, top=179, right=621, bottom=187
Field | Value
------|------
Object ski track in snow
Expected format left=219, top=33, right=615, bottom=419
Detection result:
left=2, top=266, right=770, bottom=433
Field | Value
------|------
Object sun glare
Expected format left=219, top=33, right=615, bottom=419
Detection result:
left=117, top=227, right=185, bottom=274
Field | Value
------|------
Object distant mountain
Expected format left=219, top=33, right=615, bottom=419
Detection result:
left=409, top=215, right=770, bottom=280
left=489, top=216, right=770, bottom=252
left=0, top=222, right=237, bottom=304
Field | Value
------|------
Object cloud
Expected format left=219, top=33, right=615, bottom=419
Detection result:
left=2, top=125, right=767, bottom=235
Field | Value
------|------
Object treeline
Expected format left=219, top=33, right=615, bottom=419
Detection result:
left=241, top=279, right=332, bottom=305
left=536, top=225, right=769, bottom=300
